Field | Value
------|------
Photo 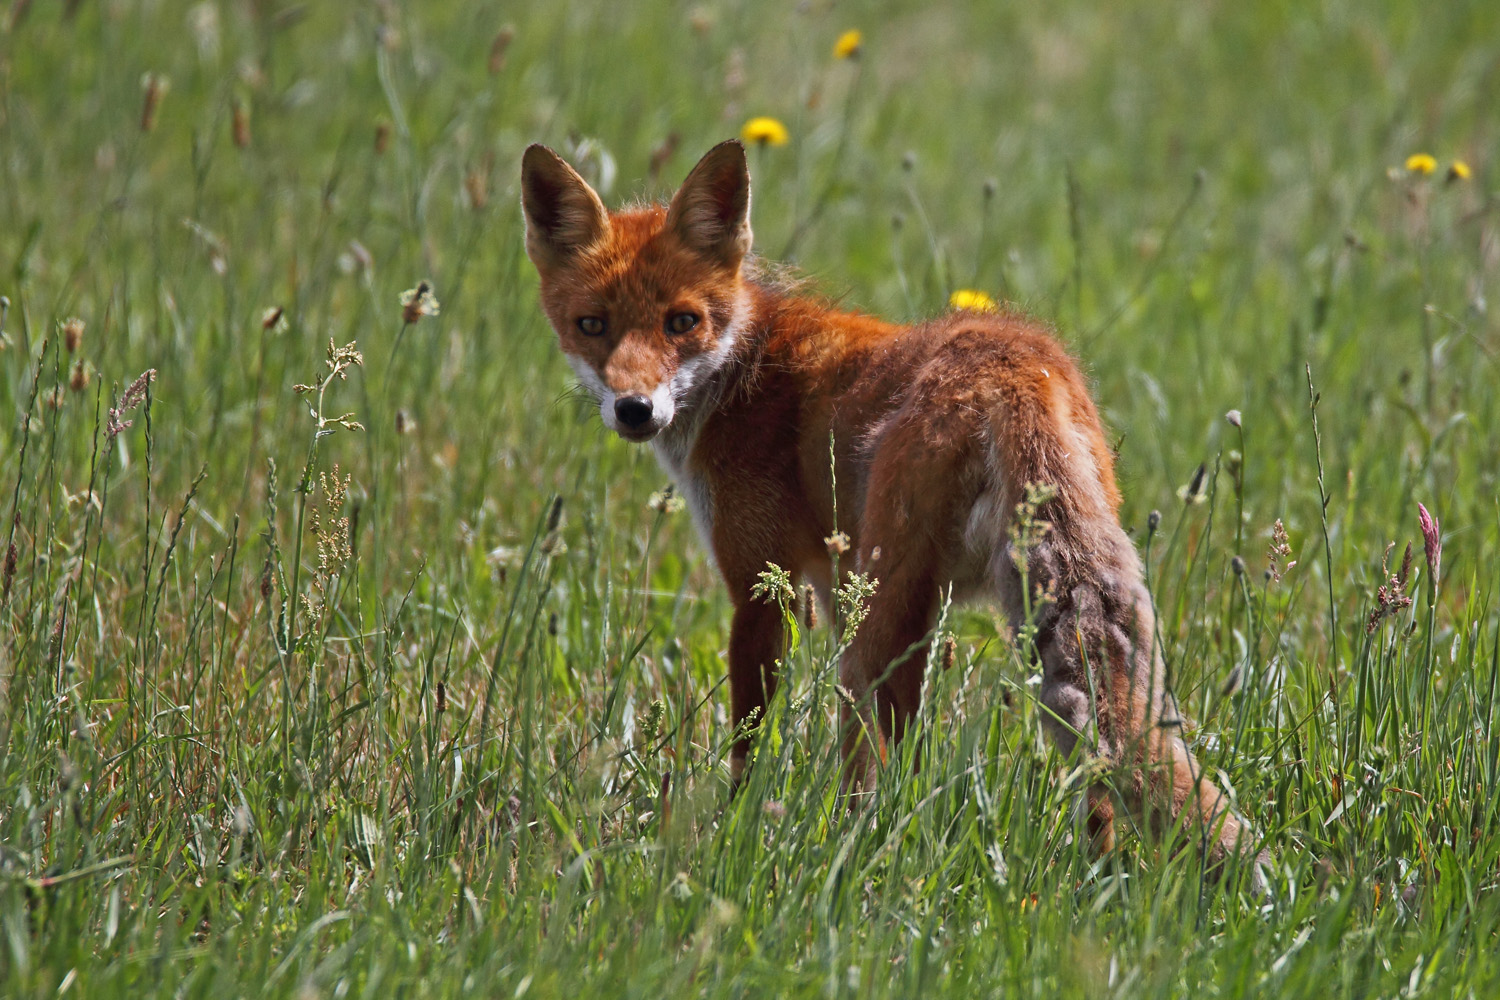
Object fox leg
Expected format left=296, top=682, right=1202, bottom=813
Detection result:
left=715, top=518, right=801, bottom=785
left=724, top=595, right=785, bottom=784
left=836, top=553, right=940, bottom=796
left=835, top=432, right=964, bottom=797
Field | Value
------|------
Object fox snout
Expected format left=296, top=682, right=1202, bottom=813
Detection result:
left=565, top=356, right=677, bottom=442
left=605, top=383, right=674, bottom=441
left=613, top=394, right=656, bottom=430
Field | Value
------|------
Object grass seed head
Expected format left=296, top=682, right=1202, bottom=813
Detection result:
left=647, top=486, right=684, bottom=514
left=751, top=563, right=796, bottom=608
left=400, top=281, right=440, bottom=324
left=802, top=582, right=818, bottom=629
left=724, top=48, right=746, bottom=95
left=2, top=540, right=15, bottom=601
left=1417, top=503, right=1441, bottom=584
left=649, top=132, right=681, bottom=180
left=140, top=73, right=168, bottom=132
left=488, top=25, right=515, bottom=73
left=1220, top=666, right=1242, bottom=698
left=61, top=316, right=84, bottom=353
left=1177, top=462, right=1209, bottom=505
left=346, top=240, right=373, bottom=273
left=232, top=98, right=250, bottom=149
left=824, top=531, right=851, bottom=556
left=1267, top=518, right=1292, bottom=581
left=1366, top=540, right=1415, bottom=634
left=464, top=167, right=489, bottom=210
left=107, top=368, right=157, bottom=439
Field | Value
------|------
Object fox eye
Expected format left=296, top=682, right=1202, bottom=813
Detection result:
left=666, top=312, right=699, bottom=335
left=577, top=317, right=606, bottom=336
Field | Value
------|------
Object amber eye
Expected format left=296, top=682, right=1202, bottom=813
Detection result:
left=577, top=317, right=606, bottom=336
left=666, top=312, right=699, bottom=335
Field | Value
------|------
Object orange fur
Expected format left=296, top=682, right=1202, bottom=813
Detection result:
left=522, top=140, right=1266, bottom=882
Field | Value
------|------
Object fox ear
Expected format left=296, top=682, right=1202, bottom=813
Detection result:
left=521, top=144, right=609, bottom=266
left=665, top=140, right=752, bottom=268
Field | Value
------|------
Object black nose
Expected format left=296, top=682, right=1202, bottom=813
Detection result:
left=614, top=394, right=654, bottom=428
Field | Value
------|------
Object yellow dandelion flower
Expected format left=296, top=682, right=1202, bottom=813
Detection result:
left=1448, top=160, right=1472, bottom=182
left=949, top=289, right=997, bottom=312
left=1404, top=153, right=1437, bottom=175
left=833, top=29, right=863, bottom=60
left=740, top=116, right=790, bottom=147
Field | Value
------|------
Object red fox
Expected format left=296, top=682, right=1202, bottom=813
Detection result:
left=522, top=140, right=1264, bottom=878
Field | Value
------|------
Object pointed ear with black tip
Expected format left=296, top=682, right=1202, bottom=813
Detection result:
left=520, top=144, right=609, bottom=267
left=664, top=140, right=752, bottom=268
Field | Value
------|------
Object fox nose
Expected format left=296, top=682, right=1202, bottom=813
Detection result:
left=614, top=394, right=654, bottom=429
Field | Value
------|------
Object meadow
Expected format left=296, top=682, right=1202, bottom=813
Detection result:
left=2, top=1, right=1499, bottom=995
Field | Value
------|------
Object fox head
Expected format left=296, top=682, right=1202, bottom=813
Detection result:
left=521, top=140, right=753, bottom=443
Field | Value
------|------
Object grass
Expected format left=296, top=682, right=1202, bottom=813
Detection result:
left=2, top=0, right=1499, bottom=995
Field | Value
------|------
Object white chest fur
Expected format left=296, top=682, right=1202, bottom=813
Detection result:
left=652, top=423, right=716, bottom=559
left=644, top=289, right=753, bottom=559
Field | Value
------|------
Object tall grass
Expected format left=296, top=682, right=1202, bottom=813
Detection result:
left=2, top=1, right=1498, bottom=996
